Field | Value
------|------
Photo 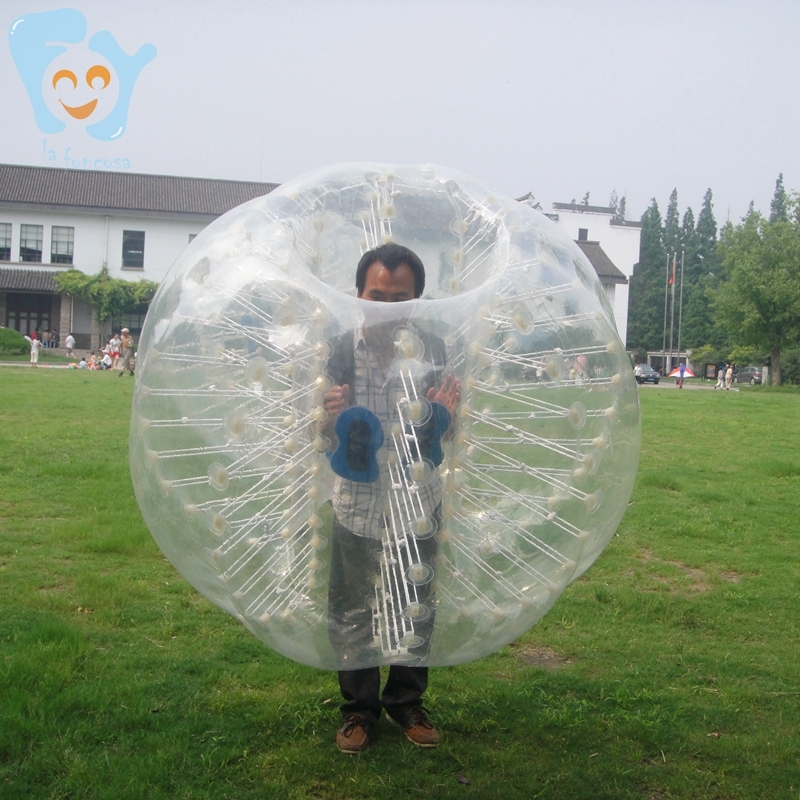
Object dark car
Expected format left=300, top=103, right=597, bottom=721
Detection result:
left=634, top=365, right=660, bottom=384
left=734, top=366, right=763, bottom=385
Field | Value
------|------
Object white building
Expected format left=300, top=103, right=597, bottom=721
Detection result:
left=545, top=202, right=642, bottom=346
left=0, top=164, right=277, bottom=348
left=2, top=165, right=642, bottom=351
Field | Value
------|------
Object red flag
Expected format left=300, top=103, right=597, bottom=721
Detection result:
left=668, top=255, right=676, bottom=286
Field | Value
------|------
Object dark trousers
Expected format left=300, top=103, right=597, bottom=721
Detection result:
left=328, top=515, right=437, bottom=725
left=338, top=665, right=428, bottom=727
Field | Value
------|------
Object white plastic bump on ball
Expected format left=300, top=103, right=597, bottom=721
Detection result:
left=130, top=162, right=640, bottom=672
left=399, top=633, right=425, bottom=649
left=275, top=304, right=298, bottom=327
left=567, top=401, right=587, bottom=430
left=244, top=357, right=268, bottom=384
left=406, top=562, right=434, bottom=585
left=403, top=602, right=431, bottom=622
left=545, top=351, right=566, bottom=381
left=411, top=515, right=435, bottom=538
left=207, top=462, right=230, bottom=492
left=408, top=459, right=433, bottom=484
left=224, top=411, right=249, bottom=442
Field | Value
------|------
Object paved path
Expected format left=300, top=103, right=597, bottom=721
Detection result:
left=640, top=380, right=741, bottom=391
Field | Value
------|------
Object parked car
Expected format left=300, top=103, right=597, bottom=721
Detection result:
left=634, top=365, right=660, bottom=384
left=734, top=366, right=763, bottom=385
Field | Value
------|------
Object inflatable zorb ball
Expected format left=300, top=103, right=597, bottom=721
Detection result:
left=131, top=163, right=640, bottom=669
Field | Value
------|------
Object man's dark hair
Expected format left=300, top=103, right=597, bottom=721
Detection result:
left=355, top=243, right=425, bottom=298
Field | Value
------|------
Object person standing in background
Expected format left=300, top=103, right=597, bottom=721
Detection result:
left=109, top=332, right=122, bottom=370
left=118, top=329, right=135, bottom=377
left=30, top=336, right=42, bottom=366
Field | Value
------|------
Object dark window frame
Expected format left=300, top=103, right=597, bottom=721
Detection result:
left=51, top=225, right=74, bottom=265
left=20, top=223, right=43, bottom=263
left=122, top=230, right=145, bottom=269
left=0, top=222, right=10, bottom=261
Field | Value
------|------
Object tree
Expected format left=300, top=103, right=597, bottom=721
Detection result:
left=627, top=199, right=667, bottom=351
left=681, top=189, right=722, bottom=349
left=770, top=173, right=788, bottom=222
left=715, top=210, right=800, bottom=384
left=663, top=188, right=681, bottom=259
left=581, top=192, right=590, bottom=206
left=609, top=190, right=627, bottom=220
left=54, top=267, right=159, bottom=321
left=681, top=206, right=696, bottom=259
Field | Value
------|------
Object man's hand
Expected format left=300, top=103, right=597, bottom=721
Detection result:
left=323, top=384, right=350, bottom=416
left=427, top=375, right=460, bottom=414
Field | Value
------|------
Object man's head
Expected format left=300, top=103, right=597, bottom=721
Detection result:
left=356, top=243, right=425, bottom=302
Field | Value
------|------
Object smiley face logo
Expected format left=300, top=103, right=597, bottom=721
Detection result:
left=9, top=8, right=156, bottom=141
left=46, top=48, right=120, bottom=129
left=53, top=64, right=111, bottom=119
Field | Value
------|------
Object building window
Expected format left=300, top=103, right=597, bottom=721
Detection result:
left=578, top=228, right=588, bottom=242
left=188, top=233, right=197, bottom=243
left=112, top=305, right=149, bottom=337
left=122, top=230, right=145, bottom=268
left=51, top=226, right=74, bottom=264
left=5, top=292, right=51, bottom=336
left=0, top=223, right=10, bottom=261
left=20, top=224, right=43, bottom=262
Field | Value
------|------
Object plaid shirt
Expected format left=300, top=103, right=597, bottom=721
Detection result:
left=331, top=326, right=447, bottom=539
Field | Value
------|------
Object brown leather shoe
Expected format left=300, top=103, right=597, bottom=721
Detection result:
left=386, top=705, right=439, bottom=747
left=336, top=713, right=370, bottom=753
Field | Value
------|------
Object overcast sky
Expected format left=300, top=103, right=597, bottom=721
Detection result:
left=3, top=0, right=799, bottom=225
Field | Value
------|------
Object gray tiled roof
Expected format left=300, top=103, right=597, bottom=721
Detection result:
left=0, top=266, right=63, bottom=292
left=0, top=164, right=278, bottom=217
left=553, top=201, right=616, bottom=214
left=574, top=241, right=628, bottom=284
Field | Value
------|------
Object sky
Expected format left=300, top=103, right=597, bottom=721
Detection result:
left=2, top=0, right=799, bottom=225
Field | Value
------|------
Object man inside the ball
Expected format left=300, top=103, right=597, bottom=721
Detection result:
left=322, top=242, right=460, bottom=753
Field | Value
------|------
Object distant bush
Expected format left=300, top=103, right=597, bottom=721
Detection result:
left=782, top=348, right=800, bottom=385
left=0, top=327, right=28, bottom=355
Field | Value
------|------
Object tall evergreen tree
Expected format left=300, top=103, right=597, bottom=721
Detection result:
left=695, top=188, right=718, bottom=265
left=674, top=207, right=697, bottom=352
left=683, top=188, right=722, bottom=348
left=627, top=199, right=667, bottom=351
left=663, top=188, right=681, bottom=259
left=609, top=190, right=627, bottom=220
left=769, top=173, right=788, bottom=222
left=681, top=207, right=696, bottom=256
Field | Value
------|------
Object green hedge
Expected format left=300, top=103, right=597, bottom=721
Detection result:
left=0, top=327, right=28, bottom=355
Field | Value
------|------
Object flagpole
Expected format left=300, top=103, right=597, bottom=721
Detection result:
left=662, top=252, right=670, bottom=369
left=676, top=249, right=685, bottom=362
left=668, top=253, right=676, bottom=372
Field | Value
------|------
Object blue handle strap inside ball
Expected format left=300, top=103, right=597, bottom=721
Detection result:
left=328, top=406, right=385, bottom=483
left=408, top=402, right=451, bottom=468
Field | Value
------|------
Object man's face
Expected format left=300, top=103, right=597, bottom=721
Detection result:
left=358, top=260, right=417, bottom=302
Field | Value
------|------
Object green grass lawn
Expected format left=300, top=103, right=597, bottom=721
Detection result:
left=1, top=371, right=798, bottom=799
left=0, top=351, right=77, bottom=365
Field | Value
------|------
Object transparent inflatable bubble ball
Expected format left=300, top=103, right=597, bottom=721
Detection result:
left=130, top=163, right=641, bottom=670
